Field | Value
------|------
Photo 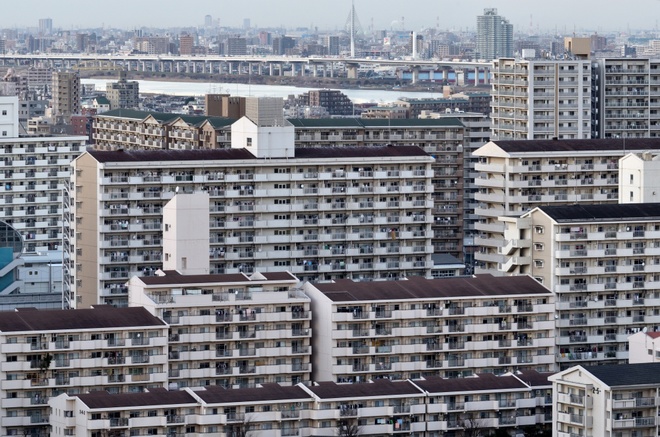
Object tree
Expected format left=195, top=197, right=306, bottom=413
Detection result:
left=39, top=353, right=52, bottom=379
left=337, top=420, right=361, bottom=437
left=458, top=416, right=487, bottom=437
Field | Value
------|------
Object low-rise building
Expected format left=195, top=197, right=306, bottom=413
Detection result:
left=0, top=306, right=168, bottom=437
left=550, top=363, right=660, bottom=437
left=303, top=274, right=556, bottom=383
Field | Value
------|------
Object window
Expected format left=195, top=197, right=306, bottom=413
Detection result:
left=534, top=243, right=544, bottom=251
left=534, top=260, right=544, bottom=268
left=246, top=138, right=252, bottom=147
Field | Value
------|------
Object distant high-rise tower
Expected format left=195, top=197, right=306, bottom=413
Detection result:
left=106, top=71, right=139, bottom=111
left=476, top=8, right=513, bottom=61
left=326, top=35, right=340, bottom=56
left=204, top=14, right=213, bottom=28
left=52, top=71, right=80, bottom=121
left=243, top=18, right=251, bottom=30
left=38, top=18, right=53, bottom=35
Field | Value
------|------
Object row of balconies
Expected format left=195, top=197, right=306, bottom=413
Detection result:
left=332, top=354, right=551, bottom=375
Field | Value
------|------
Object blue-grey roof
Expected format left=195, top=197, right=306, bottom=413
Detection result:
left=583, top=363, right=660, bottom=386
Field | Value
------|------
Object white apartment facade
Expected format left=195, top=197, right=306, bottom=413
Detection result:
left=550, top=363, right=660, bottom=437
left=128, top=270, right=312, bottom=389
left=303, top=274, right=556, bottom=382
left=499, top=203, right=660, bottom=368
left=49, top=373, right=552, bottom=437
left=69, top=142, right=435, bottom=307
left=490, top=58, right=591, bottom=140
left=473, top=138, right=660, bottom=272
left=0, top=306, right=168, bottom=437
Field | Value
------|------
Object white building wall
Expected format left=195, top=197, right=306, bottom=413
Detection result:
left=0, top=96, right=19, bottom=138
left=162, top=192, right=210, bottom=274
left=619, top=153, right=660, bottom=203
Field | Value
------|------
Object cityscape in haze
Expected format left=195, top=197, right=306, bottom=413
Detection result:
left=4, top=2, right=660, bottom=437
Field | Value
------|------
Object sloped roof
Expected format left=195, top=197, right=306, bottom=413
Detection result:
left=194, top=383, right=311, bottom=404
left=307, top=379, right=422, bottom=399
left=583, top=363, right=660, bottom=386
left=537, top=203, right=660, bottom=222
left=312, top=274, right=551, bottom=302
left=0, top=306, right=165, bottom=332
left=491, top=138, right=660, bottom=153
left=78, top=388, right=197, bottom=409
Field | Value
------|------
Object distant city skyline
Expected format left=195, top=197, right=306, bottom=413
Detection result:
left=1, top=0, right=659, bottom=33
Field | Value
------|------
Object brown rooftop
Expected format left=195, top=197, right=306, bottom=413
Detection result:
left=78, top=388, right=197, bottom=409
left=312, top=274, right=551, bottom=302
left=0, top=306, right=165, bottom=332
left=414, top=373, right=529, bottom=393
left=492, top=137, right=660, bottom=153
left=87, top=145, right=429, bottom=164
left=307, top=380, right=423, bottom=399
left=194, top=383, right=311, bottom=404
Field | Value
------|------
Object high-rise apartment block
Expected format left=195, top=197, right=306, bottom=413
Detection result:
left=304, top=275, right=556, bottom=383
left=69, top=142, right=434, bottom=307
left=491, top=58, right=592, bottom=140
left=476, top=8, right=513, bottom=61
left=0, top=306, right=168, bottom=437
left=473, top=138, right=660, bottom=272
left=592, top=58, right=660, bottom=139
left=498, top=203, right=660, bottom=368
left=92, top=110, right=468, bottom=260
left=51, top=71, right=80, bottom=121
left=129, top=269, right=312, bottom=389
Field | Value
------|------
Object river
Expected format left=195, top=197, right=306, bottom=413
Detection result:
left=81, top=78, right=445, bottom=104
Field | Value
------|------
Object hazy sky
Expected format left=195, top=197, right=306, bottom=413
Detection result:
left=2, top=0, right=660, bottom=33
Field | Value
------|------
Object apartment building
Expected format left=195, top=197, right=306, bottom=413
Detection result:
left=473, top=138, right=660, bottom=272
left=92, top=109, right=234, bottom=150
left=49, top=372, right=552, bottom=437
left=413, top=370, right=552, bottom=436
left=592, top=58, right=660, bottom=139
left=0, top=306, right=168, bottom=437
left=106, top=72, right=139, bottom=111
left=499, top=203, right=660, bottom=367
left=128, top=269, right=312, bottom=389
left=92, top=108, right=469, bottom=259
left=490, top=58, right=591, bottom=140
left=550, top=363, right=660, bottom=437
left=51, top=71, right=80, bottom=121
left=290, top=117, right=466, bottom=258
left=0, top=135, right=86, bottom=254
left=303, top=274, right=556, bottom=383
left=476, top=8, right=513, bottom=61
left=70, top=141, right=434, bottom=307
